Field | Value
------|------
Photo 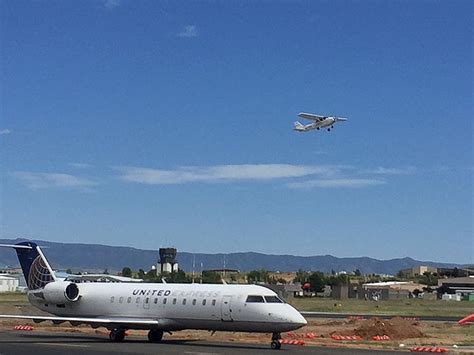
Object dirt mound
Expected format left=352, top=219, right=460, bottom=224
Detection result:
left=353, top=317, right=425, bottom=340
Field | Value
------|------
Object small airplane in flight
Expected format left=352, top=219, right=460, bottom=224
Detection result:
left=0, top=241, right=307, bottom=350
left=294, top=112, right=348, bottom=132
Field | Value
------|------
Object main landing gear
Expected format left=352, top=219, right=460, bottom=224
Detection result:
left=109, top=328, right=125, bottom=342
left=148, top=329, right=164, bottom=343
left=270, top=332, right=282, bottom=350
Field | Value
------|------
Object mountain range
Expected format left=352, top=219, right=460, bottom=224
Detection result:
left=0, top=238, right=463, bottom=275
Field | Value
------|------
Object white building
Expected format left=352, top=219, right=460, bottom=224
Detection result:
left=0, top=275, right=20, bottom=292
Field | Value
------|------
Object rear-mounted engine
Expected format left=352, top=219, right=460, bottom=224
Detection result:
left=43, top=282, right=81, bottom=303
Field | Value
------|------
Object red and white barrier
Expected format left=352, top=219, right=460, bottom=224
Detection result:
left=372, top=335, right=391, bottom=341
left=458, top=314, right=474, bottom=325
left=410, top=346, right=448, bottom=353
left=279, top=339, right=305, bottom=346
left=331, top=334, right=362, bottom=341
left=286, top=332, right=317, bottom=339
left=13, top=325, right=33, bottom=331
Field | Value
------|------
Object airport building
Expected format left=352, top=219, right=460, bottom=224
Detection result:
left=0, top=274, right=19, bottom=293
left=398, top=266, right=437, bottom=278
left=158, top=248, right=179, bottom=273
left=438, top=276, right=474, bottom=300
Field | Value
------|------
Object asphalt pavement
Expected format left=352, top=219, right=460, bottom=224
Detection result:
left=0, top=330, right=404, bottom=355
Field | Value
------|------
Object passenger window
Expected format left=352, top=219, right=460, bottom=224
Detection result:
left=136, top=297, right=140, bottom=303
left=202, top=299, right=206, bottom=306
left=173, top=298, right=177, bottom=305
left=246, top=295, right=264, bottom=303
left=110, top=296, right=115, bottom=303
left=119, top=297, right=123, bottom=303
left=154, top=298, right=158, bottom=304
left=192, top=299, right=196, bottom=305
left=264, top=296, right=283, bottom=303
left=163, top=298, right=167, bottom=304
left=127, top=297, right=131, bottom=303
left=182, top=299, right=186, bottom=305
left=145, top=297, right=149, bottom=304
left=212, top=299, right=216, bottom=306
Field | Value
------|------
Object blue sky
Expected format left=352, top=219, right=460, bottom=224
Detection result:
left=1, top=0, right=472, bottom=263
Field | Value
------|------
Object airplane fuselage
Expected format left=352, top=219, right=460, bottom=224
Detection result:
left=294, top=117, right=336, bottom=132
left=28, top=282, right=306, bottom=333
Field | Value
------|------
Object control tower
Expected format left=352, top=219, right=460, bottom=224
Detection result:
left=159, top=248, right=178, bottom=273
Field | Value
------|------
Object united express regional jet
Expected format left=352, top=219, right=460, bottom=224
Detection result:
left=0, top=241, right=307, bottom=350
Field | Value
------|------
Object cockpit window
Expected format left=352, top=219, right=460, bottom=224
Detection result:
left=246, top=295, right=265, bottom=303
left=264, top=296, right=283, bottom=303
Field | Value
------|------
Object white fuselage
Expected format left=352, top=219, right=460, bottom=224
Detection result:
left=297, top=117, right=336, bottom=131
left=28, top=282, right=307, bottom=333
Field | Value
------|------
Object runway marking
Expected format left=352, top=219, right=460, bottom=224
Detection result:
left=36, top=343, right=89, bottom=348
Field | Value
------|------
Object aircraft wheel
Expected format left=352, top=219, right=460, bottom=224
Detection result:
left=327, top=128, right=331, bottom=131
left=109, top=328, right=125, bottom=342
left=271, top=340, right=281, bottom=350
left=317, top=127, right=320, bottom=130
left=148, top=329, right=164, bottom=343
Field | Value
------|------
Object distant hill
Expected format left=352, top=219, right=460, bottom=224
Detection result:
left=0, top=238, right=463, bottom=275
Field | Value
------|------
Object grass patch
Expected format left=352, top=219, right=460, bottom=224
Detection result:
left=0, top=292, right=28, bottom=304
left=288, top=297, right=473, bottom=317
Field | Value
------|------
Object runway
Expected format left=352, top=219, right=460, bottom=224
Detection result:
left=0, top=330, right=402, bottom=354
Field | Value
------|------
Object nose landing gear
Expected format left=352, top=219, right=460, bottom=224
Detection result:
left=271, top=332, right=282, bottom=350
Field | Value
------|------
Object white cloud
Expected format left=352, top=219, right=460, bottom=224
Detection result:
left=104, top=0, right=121, bottom=9
left=0, top=129, right=11, bottom=135
left=69, top=163, right=93, bottom=169
left=12, top=171, right=98, bottom=191
left=287, top=178, right=385, bottom=189
left=116, top=164, right=341, bottom=185
left=178, top=25, right=198, bottom=38
left=360, top=167, right=415, bottom=175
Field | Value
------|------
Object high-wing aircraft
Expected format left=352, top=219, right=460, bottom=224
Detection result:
left=294, top=112, right=348, bottom=132
left=0, top=242, right=307, bottom=350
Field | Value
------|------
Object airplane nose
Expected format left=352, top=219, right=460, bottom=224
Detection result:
left=291, top=310, right=307, bottom=327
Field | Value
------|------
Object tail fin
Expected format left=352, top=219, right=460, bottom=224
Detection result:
left=0, top=241, right=56, bottom=290
left=294, top=121, right=304, bottom=130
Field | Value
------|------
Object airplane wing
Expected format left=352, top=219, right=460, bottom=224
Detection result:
left=0, top=314, right=160, bottom=327
left=298, top=112, right=327, bottom=121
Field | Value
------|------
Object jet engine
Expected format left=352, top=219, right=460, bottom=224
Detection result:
left=43, top=281, right=81, bottom=303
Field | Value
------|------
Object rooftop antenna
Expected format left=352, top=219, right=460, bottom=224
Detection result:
left=223, top=255, right=226, bottom=279
left=192, top=255, right=196, bottom=284
left=200, top=262, right=203, bottom=284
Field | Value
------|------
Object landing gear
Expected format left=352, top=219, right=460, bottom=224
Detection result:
left=270, top=332, right=282, bottom=350
left=109, top=328, right=125, bottom=342
left=148, top=329, right=164, bottom=343
left=316, top=127, right=320, bottom=130
left=327, top=128, right=331, bottom=131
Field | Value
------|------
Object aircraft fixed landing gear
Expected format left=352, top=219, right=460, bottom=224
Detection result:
left=148, top=329, right=164, bottom=343
left=109, top=328, right=126, bottom=342
left=270, top=332, right=282, bottom=350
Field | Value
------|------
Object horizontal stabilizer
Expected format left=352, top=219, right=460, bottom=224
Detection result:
left=0, top=314, right=160, bottom=326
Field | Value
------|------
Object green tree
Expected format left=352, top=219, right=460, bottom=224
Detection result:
left=201, top=270, right=221, bottom=284
left=247, top=269, right=270, bottom=283
left=353, top=269, right=362, bottom=277
left=293, top=269, right=309, bottom=283
left=138, top=268, right=146, bottom=279
left=65, top=268, right=73, bottom=274
left=161, top=269, right=191, bottom=283
left=308, top=271, right=326, bottom=293
left=121, top=267, right=132, bottom=277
